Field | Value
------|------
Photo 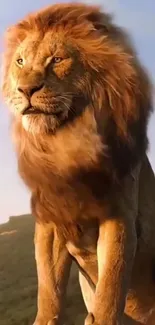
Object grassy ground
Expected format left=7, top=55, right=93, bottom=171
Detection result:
left=0, top=215, right=86, bottom=325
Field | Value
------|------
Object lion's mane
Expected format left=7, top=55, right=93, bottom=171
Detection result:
left=2, top=3, right=153, bottom=210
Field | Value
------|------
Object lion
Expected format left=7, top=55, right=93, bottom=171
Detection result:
left=2, top=3, right=155, bottom=325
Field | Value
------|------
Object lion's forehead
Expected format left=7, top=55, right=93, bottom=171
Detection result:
left=16, top=31, right=69, bottom=66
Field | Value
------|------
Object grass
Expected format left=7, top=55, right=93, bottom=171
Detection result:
left=0, top=215, right=86, bottom=325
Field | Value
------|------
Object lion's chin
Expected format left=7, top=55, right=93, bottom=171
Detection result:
left=22, top=114, right=59, bottom=134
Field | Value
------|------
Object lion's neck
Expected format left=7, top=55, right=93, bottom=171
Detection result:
left=12, top=109, right=105, bottom=187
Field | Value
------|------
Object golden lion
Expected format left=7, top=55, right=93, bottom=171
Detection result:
left=2, top=3, right=155, bottom=325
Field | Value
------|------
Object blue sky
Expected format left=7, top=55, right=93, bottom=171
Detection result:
left=0, top=0, right=155, bottom=223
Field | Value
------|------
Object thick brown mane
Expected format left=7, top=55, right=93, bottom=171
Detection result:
left=3, top=2, right=153, bottom=181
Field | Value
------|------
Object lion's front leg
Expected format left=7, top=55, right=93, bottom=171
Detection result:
left=85, top=217, right=137, bottom=325
left=33, top=222, right=72, bottom=325
left=84, top=168, right=140, bottom=325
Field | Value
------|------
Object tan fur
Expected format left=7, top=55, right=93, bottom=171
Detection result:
left=2, top=3, right=155, bottom=325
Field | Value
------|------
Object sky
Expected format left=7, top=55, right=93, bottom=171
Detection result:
left=0, top=0, right=155, bottom=223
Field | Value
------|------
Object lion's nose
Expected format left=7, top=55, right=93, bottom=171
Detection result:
left=17, top=83, right=44, bottom=98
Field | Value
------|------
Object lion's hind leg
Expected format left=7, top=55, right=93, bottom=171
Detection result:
left=79, top=271, right=95, bottom=312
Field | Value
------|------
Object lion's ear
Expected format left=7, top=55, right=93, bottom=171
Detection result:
left=87, top=9, right=112, bottom=33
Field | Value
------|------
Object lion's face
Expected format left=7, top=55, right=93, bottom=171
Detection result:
left=3, top=28, right=90, bottom=134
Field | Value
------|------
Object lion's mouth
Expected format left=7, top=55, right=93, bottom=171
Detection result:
left=22, top=106, right=63, bottom=118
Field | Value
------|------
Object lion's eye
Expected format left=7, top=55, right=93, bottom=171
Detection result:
left=52, top=57, right=63, bottom=64
left=16, top=58, right=24, bottom=67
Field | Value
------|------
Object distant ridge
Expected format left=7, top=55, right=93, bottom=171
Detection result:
left=0, top=214, right=34, bottom=234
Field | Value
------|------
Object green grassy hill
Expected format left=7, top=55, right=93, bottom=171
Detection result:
left=0, top=215, right=86, bottom=325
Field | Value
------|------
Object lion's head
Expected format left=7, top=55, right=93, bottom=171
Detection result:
left=2, top=3, right=153, bottom=177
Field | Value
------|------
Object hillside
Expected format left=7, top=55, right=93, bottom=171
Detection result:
left=0, top=215, right=86, bottom=325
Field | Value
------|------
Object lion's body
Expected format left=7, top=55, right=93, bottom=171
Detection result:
left=2, top=3, right=155, bottom=325
left=66, top=155, right=155, bottom=324
left=33, top=151, right=155, bottom=325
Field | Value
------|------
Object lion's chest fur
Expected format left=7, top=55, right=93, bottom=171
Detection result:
left=15, top=111, right=107, bottom=231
